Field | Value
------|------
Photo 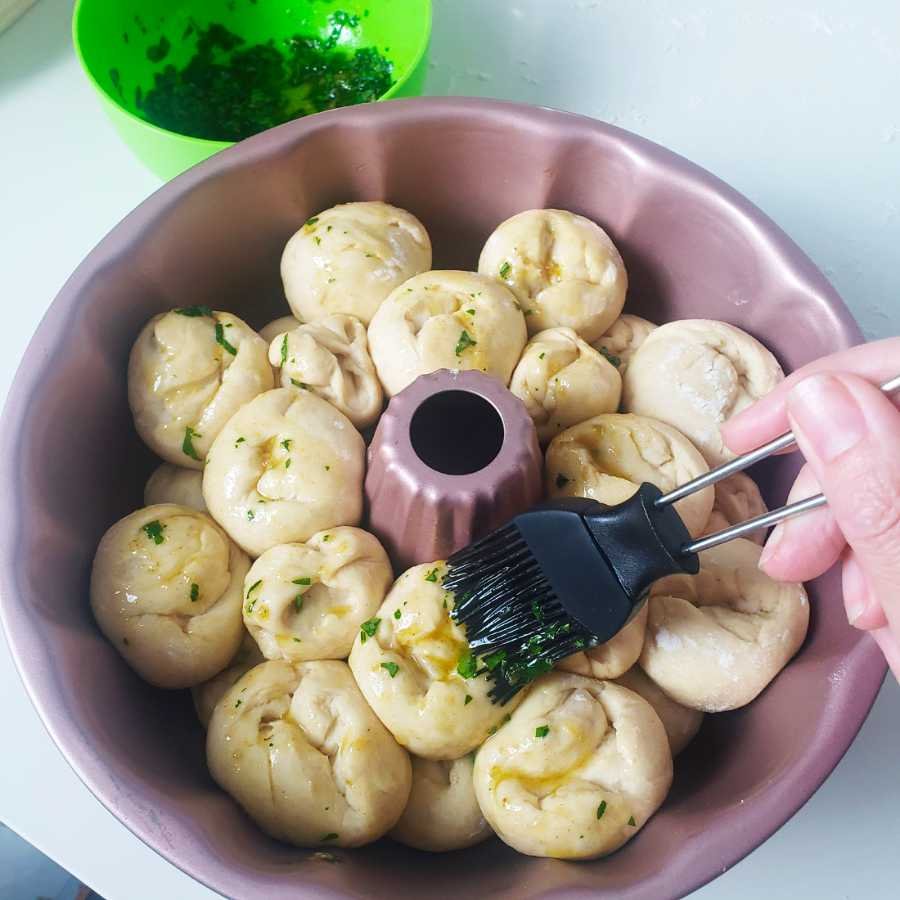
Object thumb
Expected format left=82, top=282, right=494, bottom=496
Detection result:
left=786, top=373, right=900, bottom=633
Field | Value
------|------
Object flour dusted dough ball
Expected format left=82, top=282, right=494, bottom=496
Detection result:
left=144, top=463, right=207, bottom=512
left=623, top=319, right=784, bottom=466
left=367, top=271, right=527, bottom=396
left=615, top=666, right=703, bottom=757
left=593, top=314, right=657, bottom=374
left=558, top=604, right=648, bottom=680
left=192, top=631, right=265, bottom=728
left=509, top=327, right=622, bottom=444
left=545, top=413, right=714, bottom=537
left=391, top=755, right=492, bottom=852
left=268, top=315, right=382, bottom=429
left=702, top=472, right=768, bottom=545
left=473, top=673, right=672, bottom=860
left=207, top=659, right=411, bottom=847
left=478, top=209, right=627, bottom=341
left=259, top=315, right=301, bottom=345
left=640, top=539, right=809, bottom=712
left=128, top=309, right=273, bottom=468
left=243, top=527, right=392, bottom=661
left=281, top=202, right=432, bottom=325
left=90, top=504, right=249, bottom=689
left=348, top=563, right=521, bottom=759
left=202, top=388, right=364, bottom=557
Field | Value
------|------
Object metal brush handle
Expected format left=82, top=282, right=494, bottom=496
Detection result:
left=656, top=374, right=900, bottom=555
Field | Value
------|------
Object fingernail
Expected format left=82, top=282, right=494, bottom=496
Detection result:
left=846, top=599, right=864, bottom=625
left=759, top=524, right=784, bottom=569
left=787, top=374, right=867, bottom=464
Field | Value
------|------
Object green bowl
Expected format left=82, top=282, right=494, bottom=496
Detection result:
left=72, top=0, right=432, bottom=180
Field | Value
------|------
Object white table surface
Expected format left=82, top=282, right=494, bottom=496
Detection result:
left=1, top=1, right=898, bottom=898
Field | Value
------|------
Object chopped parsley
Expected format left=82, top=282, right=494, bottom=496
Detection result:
left=215, top=321, right=238, bottom=355
left=596, top=801, right=607, bottom=819
left=531, top=599, right=544, bottom=622
left=293, top=576, right=312, bottom=586
left=141, top=520, right=166, bottom=544
left=455, top=329, right=477, bottom=356
left=598, top=346, right=621, bottom=368
left=280, top=334, right=289, bottom=367
left=320, top=832, right=338, bottom=842
left=305, top=216, right=319, bottom=228
left=190, top=582, right=200, bottom=602
left=291, top=378, right=309, bottom=389
left=466, top=308, right=476, bottom=315
left=483, top=649, right=507, bottom=671
left=234, top=436, right=246, bottom=448
left=234, top=699, right=242, bottom=708
left=499, top=261, right=512, bottom=279
left=380, top=661, right=399, bottom=678
left=294, top=595, right=304, bottom=612
left=246, top=579, right=263, bottom=598
left=424, top=567, right=440, bottom=583
left=314, top=236, right=322, bottom=245
left=359, top=617, right=380, bottom=643
left=464, top=694, right=473, bottom=705
left=174, top=305, right=213, bottom=318
left=285, top=458, right=292, bottom=469
left=393, top=609, right=401, bottom=620
left=322, top=534, right=332, bottom=541
left=456, top=652, right=477, bottom=679
left=247, top=509, right=255, bottom=521
left=245, top=599, right=257, bottom=614
left=538, top=352, right=546, bottom=360
left=555, top=473, right=570, bottom=490
left=281, top=438, right=292, bottom=451
left=182, top=426, right=202, bottom=460
left=535, top=724, right=550, bottom=738
left=628, top=816, right=636, bottom=827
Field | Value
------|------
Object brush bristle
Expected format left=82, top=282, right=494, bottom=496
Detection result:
left=445, top=524, right=597, bottom=704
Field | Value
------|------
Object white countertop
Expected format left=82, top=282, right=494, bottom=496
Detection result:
left=1, top=1, right=898, bottom=897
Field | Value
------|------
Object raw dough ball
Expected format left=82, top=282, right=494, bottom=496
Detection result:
left=207, top=659, right=411, bottom=847
left=545, top=413, right=714, bottom=537
left=281, top=202, right=432, bottom=325
left=473, top=673, right=672, bottom=860
left=348, top=563, right=521, bottom=759
left=615, top=665, right=703, bottom=757
left=128, top=308, right=273, bottom=468
left=593, top=314, right=657, bottom=375
left=702, top=472, right=768, bottom=545
left=623, top=319, right=784, bottom=466
left=259, top=315, right=301, bottom=345
left=478, top=208, right=627, bottom=341
left=391, top=755, right=492, bottom=852
left=640, top=539, right=809, bottom=712
left=558, top=604, right=648, bottom=680
left=192, top=631, right=265, bottom=728
left=90, top=504, right=249, bottom=688
left=509, top=327, right=622, bottom=444
left=243, top=527, right=392, bottom=662
left=144, top=463, right=207, bottom=512
left=367, top=270, right=527, bottom=396
left=268, top=315, right=383, bottom=429
left=202, top=388, right=365, bottom=558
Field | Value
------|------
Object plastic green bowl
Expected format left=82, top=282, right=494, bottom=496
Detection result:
left=73, top=0, right=432, bottom=180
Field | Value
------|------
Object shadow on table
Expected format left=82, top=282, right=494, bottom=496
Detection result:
left=0, top=0, right=72, bottom=92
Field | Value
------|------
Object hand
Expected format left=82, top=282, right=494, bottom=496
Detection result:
left=722, top=338, right=900, bottom=678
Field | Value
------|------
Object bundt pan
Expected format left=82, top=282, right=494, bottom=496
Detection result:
left=0, top=98, right=884, bottom=899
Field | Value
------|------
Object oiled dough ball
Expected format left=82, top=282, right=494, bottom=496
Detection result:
left=623, top=319, right=784, bottom=466
left=202, top=388, right=364, bottom=557
left=545, top=413, right=714, bottom=537
left=367, top=270, right=527, bottom=396
left=558, top=604, right=648, bottom=680
left=391, top=755, right=492, bottom=852
left=478, top=209, right=627, bottom=341
left=268, top=315, right=382, bottom=429
left=144, top=463, right=206, bottom=512
left=640, top=539, right=809, bottom=712
left=192, top=631, right=264, bottom=728
left=593, top=314, right=657, bottom=375
left=128, top=309, right=273, bottom=469
left=243, top=527, right=392, bottom=662
left=702, top=472, right=768, bottom=545
left=473, top=673, right=672, bottom=860
left=281, top=202, right=432, bottom=325
left=207, top=659, right=411, bottom=847
left=615, top=665, right=703, bottom=757
left=259, top=315, right=301, bottom=345
left=509, top=327, right=622, bottom=444
left=348, top=562, right=521, bottom=759
left=90, top=504, right=249, bottom=688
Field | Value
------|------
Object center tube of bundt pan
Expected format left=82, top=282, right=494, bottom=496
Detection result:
left=364, top=369, right=543, bottom=570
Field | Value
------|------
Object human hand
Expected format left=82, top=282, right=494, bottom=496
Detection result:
left=722, top=338, right=900, bottom=677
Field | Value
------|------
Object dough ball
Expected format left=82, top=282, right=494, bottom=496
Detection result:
left=192, top=631, right=265, bottom=728
left=144, top=463, right=207, bottom=512
left=478, top=208, right=627, bottom=341
left=473, top=673, right=672, bottom=860
left=242, top=527, right=393, bottom=662
left=545, top=413, right=714, bottom=537
left=128, top=308, right=273, bottom=468
left=202, top=388, right=365, bottom=558
left=90, top=504, right=249, bottom=688
left=702, top=472, right=768, bottom=545
left=640, top=539, right=809, bottom=712
left=207, top=659, right=411, bottom=847
left=348, top=563, right=521, bottom=759
left=615, top=665, right=703, bottom=757
left=509, top=327, right=622, bottom=444
left=367, top=270, right=527, bottom=396
left=391, top=755, right=492, bottom=852
left=259, top=315, right=302, bottom=345
left=558, top=604, right=648, bottom=680
left=592, top=314, right=657, bottom=374
left=623, top=319, right=784, bottom=466
left=268, top=315, right=383, bottom=429
left=281, top=202, right=432, bottom=326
